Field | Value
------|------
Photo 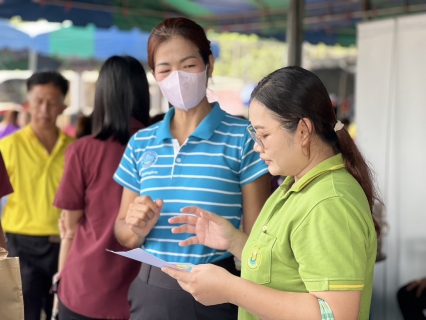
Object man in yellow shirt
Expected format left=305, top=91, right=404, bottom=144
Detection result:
left=0, top=71, right=74, bottom=320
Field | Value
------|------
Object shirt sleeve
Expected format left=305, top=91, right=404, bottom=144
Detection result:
left=239, top=130, right=269, bottom=187
left=0, top=152, right=13, bottom=198
left=113, top=136, right=140, bottom=194
left=291, top=197, right=370, bottom=292
left=53, top=143, right=85, bottom=210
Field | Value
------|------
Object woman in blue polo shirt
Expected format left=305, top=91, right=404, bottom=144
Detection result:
left=113, top=17, right=270, bottom=320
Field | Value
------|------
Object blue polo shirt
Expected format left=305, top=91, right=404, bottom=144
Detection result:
left=114, top=102, right=269, bottom=264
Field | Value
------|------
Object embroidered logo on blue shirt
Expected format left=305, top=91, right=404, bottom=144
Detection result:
left=141, top=151, right=158, bottom=169
left=141, top=170, right=158, bottom=177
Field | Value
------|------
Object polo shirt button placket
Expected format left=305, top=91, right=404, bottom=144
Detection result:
left=171, top=155, right=183, bottom=178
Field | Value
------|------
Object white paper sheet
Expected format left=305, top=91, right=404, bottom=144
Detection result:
left=107, top=248, right=194, bottom=272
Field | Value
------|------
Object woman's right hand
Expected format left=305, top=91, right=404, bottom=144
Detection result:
left=125, top=196, right=164, bottom=237
left=169, top=206, right=241, bottom=252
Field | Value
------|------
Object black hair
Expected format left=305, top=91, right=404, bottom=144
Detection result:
left=150, top=113, right=165, bottom=125
left=91, top=56, right=151, bottom=145
left=148, top=17, right=212, bottom=70
left=341, top=118, right=351, bottom=127
left=251, top=66, right=381, bottom=236
left=26, top=71, right=69, bottom=96
left=76, top=114, right=92, bottom=139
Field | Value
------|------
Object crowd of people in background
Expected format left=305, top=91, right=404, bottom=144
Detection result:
left=0, top=16, right=424, bottom=320
left=0, top=71, right=74, bottom=320
left=0, top=103, right=21, bottom=139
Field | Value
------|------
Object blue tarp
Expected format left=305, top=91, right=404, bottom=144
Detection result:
left=0, top=0, right=113, bottom=28
left=0, top=20, right=32, bottom=50
left=0, top=0, right=360, bottom=46
left=94, top=27, right=150, bottom=61
left=0, top=21, right=220, bottom=61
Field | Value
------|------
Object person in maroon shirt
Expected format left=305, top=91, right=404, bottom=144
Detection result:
left=53, top=56, right=150, bottom=320
left=0, top=152, right=13, bottom=249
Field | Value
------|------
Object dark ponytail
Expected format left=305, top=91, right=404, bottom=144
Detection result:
left=251, top=66, right=381, bottom=236
left=335, top=128, right=381, bottom=236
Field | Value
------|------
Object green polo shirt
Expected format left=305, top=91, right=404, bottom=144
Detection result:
left=240, top=154, right=377, bottom=320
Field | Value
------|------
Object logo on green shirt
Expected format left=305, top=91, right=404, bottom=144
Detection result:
left=247, top=245, right=262, bottom=269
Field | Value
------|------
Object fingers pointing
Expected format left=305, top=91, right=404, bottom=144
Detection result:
left=169, top=214, right=198, bottom=225
left=179, top=236, right=200, bottom=247
left=180, top=206, right=204, bottom=216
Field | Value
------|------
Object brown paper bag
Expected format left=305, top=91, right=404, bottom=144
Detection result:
left=0, top=247, right=24, bottom=320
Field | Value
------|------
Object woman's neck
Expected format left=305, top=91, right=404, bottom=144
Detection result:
left=294, top=141, right=336, bottom=183
left=170, top=97, right=212, bottom=145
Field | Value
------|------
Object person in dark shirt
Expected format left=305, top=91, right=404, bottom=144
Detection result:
left=397, top=277, right=426, bottom=319
left=52, top=55, right=150, bottom=320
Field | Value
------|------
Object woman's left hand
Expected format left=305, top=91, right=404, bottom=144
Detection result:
left=162, top=264, right=235, bottom=306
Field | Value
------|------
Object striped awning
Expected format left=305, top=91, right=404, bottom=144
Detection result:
left=1, top=0, right=426, bottom=46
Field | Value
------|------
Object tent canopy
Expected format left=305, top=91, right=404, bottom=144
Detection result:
left=1, top=0, right=426, bottom=46
left=33, top=25, right=151, bottom=60
left=0, top=20, right=220, bottom=61
left=0, top=20, right=32, bottom=51
left=32, top=24, right=220, bottom=60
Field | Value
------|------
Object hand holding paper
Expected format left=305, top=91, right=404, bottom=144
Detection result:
left=107, top=248, right=194, bottom=272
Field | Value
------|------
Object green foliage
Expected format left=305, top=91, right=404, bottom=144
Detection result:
left=207, top=30, right=286, bottom=83
left=0, top=49, right=28, bottom=70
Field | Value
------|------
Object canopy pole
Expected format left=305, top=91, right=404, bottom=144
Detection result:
left=28, top=49, right=38, bottom=72
left=286, top=0, right=305, bottom=67
left=363, top=0, right=372, bottom=20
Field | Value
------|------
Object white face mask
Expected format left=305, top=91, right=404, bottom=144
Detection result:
left=157, top=67, right=208, bottom=111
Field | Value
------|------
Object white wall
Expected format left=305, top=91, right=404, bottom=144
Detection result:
left=356, top=14, right=426, bottom=320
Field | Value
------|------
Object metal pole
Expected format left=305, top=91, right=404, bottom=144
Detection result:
left=286, top=0, right=305, bottom=67
left=28, top=49, right=38, bottom=72
left=362, top=0, right=372, bottom=21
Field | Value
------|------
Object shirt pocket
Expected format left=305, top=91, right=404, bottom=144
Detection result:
left=245, top=231, right=277, bottom=285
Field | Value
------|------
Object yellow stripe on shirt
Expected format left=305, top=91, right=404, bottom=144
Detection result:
left=329, top=284, right=365, bottom=289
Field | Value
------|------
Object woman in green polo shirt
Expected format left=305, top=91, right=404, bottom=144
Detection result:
left=163, top=66, right=381, bottom=320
